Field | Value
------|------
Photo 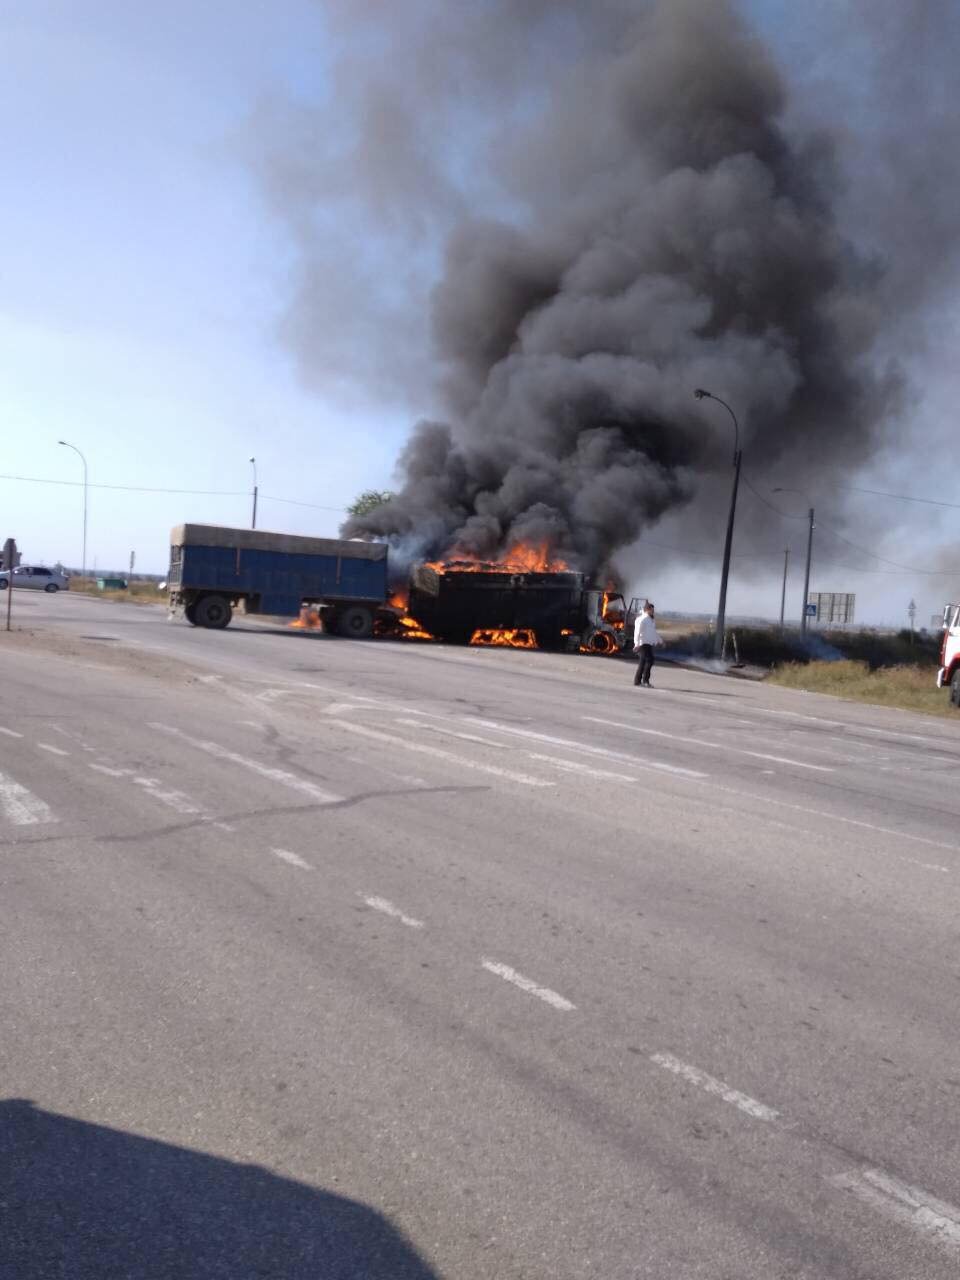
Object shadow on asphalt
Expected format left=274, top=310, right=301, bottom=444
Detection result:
left=0, top=1098, right=439, bottom=1278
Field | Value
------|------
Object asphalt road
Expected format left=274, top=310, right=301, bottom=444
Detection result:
left=2, top=590, right=959, bottom=1278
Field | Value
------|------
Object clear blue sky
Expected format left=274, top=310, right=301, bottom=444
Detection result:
left=0, top=0, right=410, bottom=574
left=2, top=1, right=956, bottom=628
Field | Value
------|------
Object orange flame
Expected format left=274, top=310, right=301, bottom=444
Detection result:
left=427, top=540, right=569, bottom=575
left=290, top=607, right=323, bottom=630
left=471, top=628, right=538, bottom=649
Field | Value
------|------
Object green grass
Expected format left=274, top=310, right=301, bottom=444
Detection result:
left=672, top=625, right=941, bottom=671
left=769, top=659, right=955, bottom=718
left=67, top=578, right=166, bottom=605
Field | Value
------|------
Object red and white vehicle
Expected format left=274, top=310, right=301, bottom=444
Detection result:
left=937, top=604, right=960, bottom=707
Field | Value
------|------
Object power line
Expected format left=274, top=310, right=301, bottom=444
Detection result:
left=813, top=518, right=960, bottom=576
left=261, top=494, right=349, bottom=513
left=0, top=472, right=248, bottom=497
left=0, top=471, right=352, bottom=512
left=831, top=483, right=960, bottom=511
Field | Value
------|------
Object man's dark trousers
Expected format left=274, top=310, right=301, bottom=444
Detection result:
left=634, top=644, right=654, bottom=686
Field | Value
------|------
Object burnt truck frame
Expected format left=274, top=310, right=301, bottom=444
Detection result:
left=408, top=564, right=636, bottom=652
left=167, top=524, right=389, bottom=634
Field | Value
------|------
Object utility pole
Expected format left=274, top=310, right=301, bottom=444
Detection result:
left=58, top=440, right=88, bottom=579
left=908, top=598, right=917, bottom=640
left=250, top=457, right=258, bottom=530
left=801, top=507, right=814, bottom=636
left=779, top=548, right=789, bottom=629
left=694, top=389, right=742, bottom=658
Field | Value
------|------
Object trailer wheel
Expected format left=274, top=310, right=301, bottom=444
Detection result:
left=193, top=594, right=233, bottom=630
left=951, top=669, right=960, bottom=707
left=336, top=605, right=374, bottom=639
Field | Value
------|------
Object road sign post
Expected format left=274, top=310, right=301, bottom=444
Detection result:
left=3, top=538, right=16, bottom=632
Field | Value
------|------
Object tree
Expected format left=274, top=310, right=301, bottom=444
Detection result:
left=347, top=489, right=396, bottom=518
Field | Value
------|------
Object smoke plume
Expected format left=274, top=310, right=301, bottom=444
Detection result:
left=340, top=0, right=897, bottom=573
left=253, top=1, right=959, bottom=586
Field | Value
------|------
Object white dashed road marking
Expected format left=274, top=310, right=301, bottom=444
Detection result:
left=395, top=719, right=509, bottom=750
left=830, top=1167, right=960, bottom=1257
left=272, top=847, right=312, bottom=870
left=651, top=1052, right=780, bottom=1123
left=584, top=716, right=835, bottom=773
left=471, top=719, right=707, bottom=780
left=0, top=771, right=57, bottom=826
left=330, top=719, right=554, bottom=788
left=148, top=723, right=343, bottom=805
left=481, top=959, right=575, bottom=1011
left=89, top=763, right=134, bottom=778
left=0, top=726, right=23, bottom=739
left=36, top=743, right=70, bottom=757
left=361, top=894, right=424, bottom=928
left=133, top=776, right=204, bottom=816
left=528, top=753, right=637, bottom=783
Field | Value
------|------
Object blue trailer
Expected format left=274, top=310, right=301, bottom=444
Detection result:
left=167, top=523, right=388, bottom=635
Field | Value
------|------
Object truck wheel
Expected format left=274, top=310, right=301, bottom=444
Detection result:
left=184, top=602, right=198, bottom=626
left=951, top=669, right=960, bottom=707
left=336, top=605, right=374, bottom=639
left=193, top=594, right=233, bottom=629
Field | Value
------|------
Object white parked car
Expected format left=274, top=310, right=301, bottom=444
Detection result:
left=0, top=565, right=70, bottom=592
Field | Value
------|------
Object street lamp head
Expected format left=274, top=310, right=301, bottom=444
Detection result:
left=249, top=456, right=255, bottom=464
left=693, top=388, right=710, bottom=401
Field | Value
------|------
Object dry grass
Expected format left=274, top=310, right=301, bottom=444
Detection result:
left=769, top=659, right=955, bottom=718
left=67, top=578, right=166, bottom=605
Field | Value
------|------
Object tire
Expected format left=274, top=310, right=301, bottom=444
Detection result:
left=951, top=669, right=960, bottom=708
left=193, top=594, right=233, bottom=629
left=336, top=605, right=374, bottom=639
left=184, top=601, right=198, bottom=627
left=0, top=579, right=7, bottom=590
left=44, top=583, right=59, bottom=593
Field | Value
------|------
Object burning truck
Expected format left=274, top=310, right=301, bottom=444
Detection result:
left=166, top=523, right=636, bottom=653
left=405, top=559, right=632, bottom=653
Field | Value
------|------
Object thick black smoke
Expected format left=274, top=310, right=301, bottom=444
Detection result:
left=341, top=0, right=895, bottom=574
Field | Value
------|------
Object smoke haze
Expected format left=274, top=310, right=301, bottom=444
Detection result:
left=256, top=0, right=960, bottom=593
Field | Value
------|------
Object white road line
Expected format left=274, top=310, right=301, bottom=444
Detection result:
left=36, top=743, right=69, bottom=757
left=650, top=1052, right=780, bottom=1123
left=528, top=753, right=637, bottom=783
left=0, top=771, right=57, bottom=826
left=829, top=1167, right=960, bottom=1256
left=148, top=723, right=343, bottom=805
left=89, top=763, right=135, bottom=778
left=361, top=894, right=424, bottom=928
left=481, top=959, right=575, bottom=1011
left=272, top=847, right=312, bottom=870
left=395, top=718, right=508, bottom=749
left=583, top=716, right=835, bottom=773
left=703, top=779, right=956, bottom=870
left=0, top=726, right=23, bottom=739
left=472, top=719, right=708, bottom=780
left=330, top=719, right=554, bottom=788
left=738, top=706, right=844, bottom=729
left=133, top=776, right=204, bottom=816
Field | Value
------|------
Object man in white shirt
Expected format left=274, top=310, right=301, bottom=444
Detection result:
left=633, top=601, right=662, bottom=687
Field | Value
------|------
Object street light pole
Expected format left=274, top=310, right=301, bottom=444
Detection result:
left=694, top=389, right=742, bottom=658
left=774, top=489, right=816, bottom=634
left=58, top=440, right=88, bottom=579
left=250, top=457, right=258, bottom=530
left=779, top=547, right=789, bottom=629
left=801, top=506, right=814, bottom=636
